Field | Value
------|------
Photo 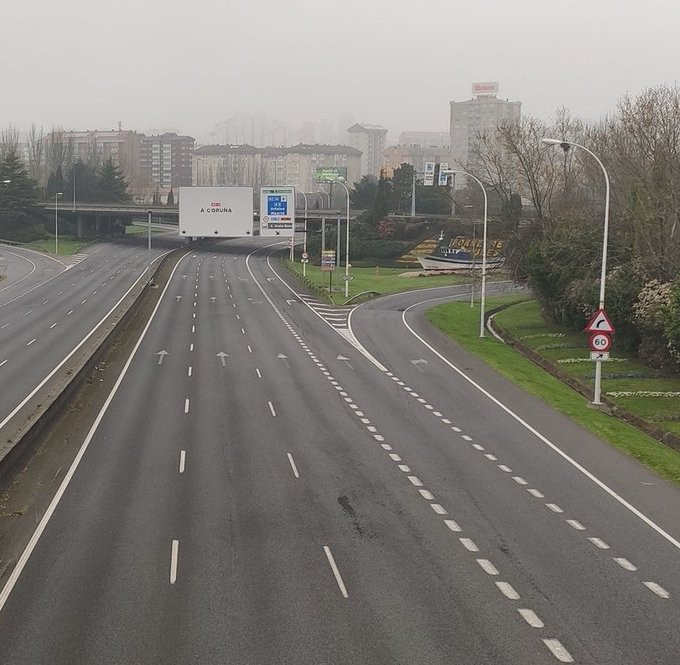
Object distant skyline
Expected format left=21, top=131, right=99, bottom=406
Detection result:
left=1, top=0, right=678, bottom=143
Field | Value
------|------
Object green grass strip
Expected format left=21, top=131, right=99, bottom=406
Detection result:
left=427, top=296, right=680, bottom=485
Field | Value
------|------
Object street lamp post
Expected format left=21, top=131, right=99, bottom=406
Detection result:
left=147, top=210, right=153, bottom=285
left=442, top=169, right=488, bottom=337
left=542, top=138, right=611, bottom=405
left=297, top=190, right=308, bottom=277
left=54, top=192, right=63, bottom=255
left=334, top=182, right=351, bottom=299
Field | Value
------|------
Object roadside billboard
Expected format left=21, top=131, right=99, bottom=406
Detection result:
left=314, top=167, right=347, bottom=183
left=178, top=187, right=253, bottom=238
left=259, top=186, right=295, bottom=237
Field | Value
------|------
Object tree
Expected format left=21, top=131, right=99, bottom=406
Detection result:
left=64, top=161, right=99, bottom=202
left=350, top=175, right=378, bottom=208
left=97, top=158, right=130, bottom=202
left=0, top=149, right=42, bottom=240
left=391, top=163, right=414, bottom=213
left=368, top=172, right=391, bottom=223
left=46, top=165, right=65, bottom=198
left=166, top=187, right=174, bottom=206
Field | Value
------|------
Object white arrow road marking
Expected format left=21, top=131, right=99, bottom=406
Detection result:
left=210, top=296, right=216, bottom=303
left=277, top=353, right=290, bottom=368
left=410, top=359, right=428, bottom=372
left=216, top=352, right=229, bottom=367
left=336, top=354, right=354, bottom=370
left=175, top=295, right=182, bottom=302
left=156, top=350, right=169, bottom=365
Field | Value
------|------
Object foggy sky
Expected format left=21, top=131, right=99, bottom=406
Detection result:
left=1, top=0, right=678, bottom=143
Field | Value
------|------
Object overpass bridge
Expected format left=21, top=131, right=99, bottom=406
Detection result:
left=42, top=202, right=349, bottom=239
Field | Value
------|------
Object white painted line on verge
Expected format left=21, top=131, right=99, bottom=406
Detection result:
left=518, top=608, right=544, bottom=628
left=170, top=540, right=179, bottom=585
left=444, top=519, right=462, bottom=532
left=614, top=557, right=637, bottom=571
left=0, top=252, right=189, bottom=615
left=542, top=638, right=574, bottom=662
left=496, top=581, right=520, bottom=600
left=179, top=450, right=186, bottom=473
left=323, top=546, right=348, bottom=598
left=476, top=559, right=499, bottom=575
left=268, top=401, right=276, bottom=417
left=643, top=581, right=670, bottom=598
left=287, top=453, right=300, bottom=478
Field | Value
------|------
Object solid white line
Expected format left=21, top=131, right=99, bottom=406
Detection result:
left=170, top=540, right=179, bottom=585
left=643, top=581, right=670, bottom=598
left=588, top=537, right=609, bottom=549
left=399, top=299, right=680, bottom=553
left=444, top=519, right=462, bottom=532
left=518, top=608, right=544, bottom=627
left=287, top=453, right=300, bottom=478
left=419, top=489, right=435, bottom=500
left=542, top=638, right=574, bottom=662
left=496, top=581, right=520, bottom=600
left=184, top=398, right=190, bottom=413
left=0, top=252, right=189, bottom=614
left=268, top=401, right=276, bottom=417
left=476, top=559, right=499, bottom=575
left=614, top=557, right=637, bottom=571
left=323, top=546, right=348, bottom=598
left=179, top=450, right=186, bottom=473
left=460, top=538, right=479, bottom=552
left=0, top=249, right=176, bottom=432
left=256, top=368, right=262, bottom=378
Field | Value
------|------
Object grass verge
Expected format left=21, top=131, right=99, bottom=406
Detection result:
left=24, top=237, right=90, bottom=255
left=427, top=296, right=680, bottom=485
left=284, top=260, right=474, bottom=305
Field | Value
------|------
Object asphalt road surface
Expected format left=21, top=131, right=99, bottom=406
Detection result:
left=0, top=237, right=678, bottom=664
left=0, top=235, right=179, bottom=432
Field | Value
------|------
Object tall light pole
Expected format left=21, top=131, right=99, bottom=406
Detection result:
left=442, top=169, right=488, bottom=337
left=334, top=181, right=351, bottom=298
left=147, top=210, right=153, bottom=285
left=54, top=192, right=63, bottom=255
left=297, top=190, right=308, bottom=277
left=543, top=138, right=611, bottom=405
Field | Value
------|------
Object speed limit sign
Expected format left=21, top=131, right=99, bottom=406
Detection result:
left=589, top=332, right=611, bottom=352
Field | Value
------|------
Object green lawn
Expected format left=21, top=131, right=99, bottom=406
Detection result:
left=24, top=237, right=92, bottom=255
left=427, top=297, right=680, bottom=485
left=284, top=260, right=474, bottom=305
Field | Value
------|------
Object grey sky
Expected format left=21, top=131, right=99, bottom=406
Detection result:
left=1, top=0, right=678, bottom=142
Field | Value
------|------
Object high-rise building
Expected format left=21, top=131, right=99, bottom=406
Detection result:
left=140, top=133, right=195, bottom=191
left=50, top=127, right=143, bottom=189
left=347, top=123, right=388, bottom=177
left=449, top=82, right=521, bottom=169
left=398, top=131, right=450, bottom=149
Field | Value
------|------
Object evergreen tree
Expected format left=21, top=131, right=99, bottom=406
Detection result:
left=368, top=172, right=392, bottom=223
left=166, top=187, right=174, bottom=206
left=97, top=159, right=130, bottom=202
left=349, top=175, right=378, bottom=208
left=64, top=161, right=100, bottom=202
left=0, top=149, right=42, bottom=240
left=390, top=163, right=414, bottom=213
left=152, top=186, right=161, bottom=205
left=46, top=165, right=65, bottom=198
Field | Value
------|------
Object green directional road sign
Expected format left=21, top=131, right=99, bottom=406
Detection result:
left=314, top=167, right=347, bottom=183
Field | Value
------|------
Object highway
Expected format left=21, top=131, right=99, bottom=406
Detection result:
left=0, top=237, right=678, bottom=663
left=0, top=235, right=179, bottom=434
